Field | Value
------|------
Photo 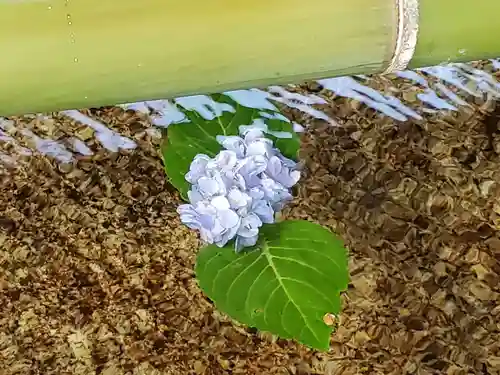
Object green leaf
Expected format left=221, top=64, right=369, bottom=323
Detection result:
left=195, top=220, right=349, bottom=351
left=161, top=94, right=300, bottom=199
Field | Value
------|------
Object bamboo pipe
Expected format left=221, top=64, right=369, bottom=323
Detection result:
left=0, top=0, right=499, bottom=116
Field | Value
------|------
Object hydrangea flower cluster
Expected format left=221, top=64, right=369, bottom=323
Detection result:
left=178, top=127, right=300, bottom=252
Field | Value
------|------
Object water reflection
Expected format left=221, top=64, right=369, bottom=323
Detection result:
left=0, top=60, right=499, bottom=168
left=318, top=76, right=422, bottom=121
left=61, top=110, right=137, bottom=153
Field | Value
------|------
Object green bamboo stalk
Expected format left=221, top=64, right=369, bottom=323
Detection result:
left=411, top=0, right=500, bottom=67
left=0, top=0, right=499, bottom=116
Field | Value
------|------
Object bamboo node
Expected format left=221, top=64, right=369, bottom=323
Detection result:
left=384, top=0, right=419, bottom=73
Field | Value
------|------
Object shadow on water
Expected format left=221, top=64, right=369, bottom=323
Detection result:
left=0, top=60, right=499, bottom=167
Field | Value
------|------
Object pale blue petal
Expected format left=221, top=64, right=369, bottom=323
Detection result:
left=177, top=203, right=194, bottom=216
left=236, top=205, right=250, bottom=218
left=214, top=150, right=238, bottom=170
left=211, top=196, right=231, bottom=211
left=236, top=155, right=267, bottom=187
left=252, top=200, right=274, bottom=224
left=248, top=187, right=265, bottom=200
left=185, top=154, right=210, bottom=183
left=246, top=138, right=274, bottom=157
left=277, top=153, right=297, bottom=168
left=259, top=176, right=282, bottom=199
left=237, top=213, right=262, bottom=238
left=194, top=201, right=217, bottom=217
left=177, top=204, right=202, bottom=230
left=239, top=120, right=268, bottom=137
left=242, top=128, right=266, bottom=143
left=265, top=156, right=282, bottom=177
left=216, top=135, right=246, bottom=158
left=197, top=174, right=226, bottom=197
left=227, top=188, right=250, bottom=209
left=218, top=221, right=240, bottom=246
left=218, top=208, right=239, bottom=229
left=199, top=228, right=214, bottom=243
left=213, top=210, right=240, bottom=247
left=187, top=187, right=204, bottom=204
left=206, top=217, right=226, bottom=243
left=235, top=234, right=259, bottom=252
left=230, top=172, right=247, bottom=191
left=203, top=216, right=227, bottom=245
left=260, top=176, right=293, bottom=209
left=266, top=156, right=300, bottom=188
left=198, top=213, right=215, bottom=229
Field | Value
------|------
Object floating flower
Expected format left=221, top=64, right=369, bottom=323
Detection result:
left=178, top=126, right=300, bottom=252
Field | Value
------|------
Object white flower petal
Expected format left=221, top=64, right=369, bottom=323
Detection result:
left=218, top=209, right=240, bottom=229
left=214, top=150, right=238, bottom=170
left=198, top=176, right=222, bottom=197
left=211, top=196, right=231, bottom=211
left=242, top=128, right=266, bottom=142
left=237, top=213, right=262, bottom=238
left=246, top=139, right=274, bottom=157
left=216, top=135, right=246, bottom=157
left=227, top=188, right=250, bottom=209
left=252, top=200, right=274, bottom=224
left=266, top=156, right=300, bottom=188
left=185, top=154, right=210, bottom=183
left=187, top=187, right=204, bottom=204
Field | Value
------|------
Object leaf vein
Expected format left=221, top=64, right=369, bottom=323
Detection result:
left=263, top=284, right=281, bottom=328
left=268, top=246, right=344, bottom=275
left=281, top=277, right=333, bottom=307
left=183, top=109, right=216, bottom=141
left=262, top=242, right=322, bottom=344
left=211, top=251, right=258, bottom=297
left=224, top=253, right=265, bottom=314
left=245, top=264, right=271, bottom=315
left=269, top=255, right=331, bottom=280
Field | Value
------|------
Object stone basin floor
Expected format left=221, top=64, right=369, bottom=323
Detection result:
left=1, top=66, right=500, bottom=375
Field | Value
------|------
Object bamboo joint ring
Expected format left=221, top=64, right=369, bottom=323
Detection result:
left=384, top=0, right=419, bottom=73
